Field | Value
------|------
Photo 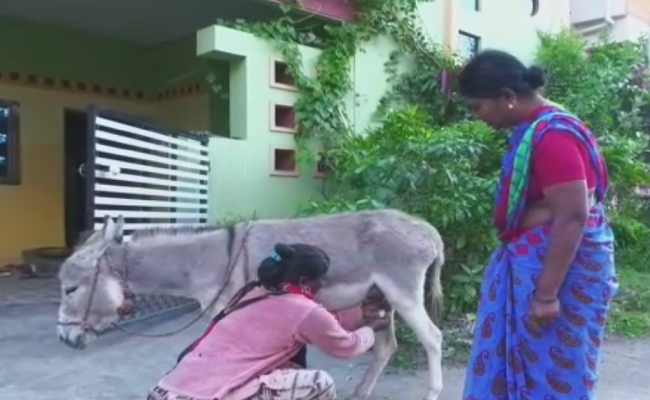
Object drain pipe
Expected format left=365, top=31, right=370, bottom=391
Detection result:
left=577, top=0, right=615, bottom=36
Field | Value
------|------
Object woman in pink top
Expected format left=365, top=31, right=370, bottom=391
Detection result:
left=147, top=243, right=390, bottom=400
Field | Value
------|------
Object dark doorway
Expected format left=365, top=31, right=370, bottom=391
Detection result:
left=63, top=109, right=89, bottom=248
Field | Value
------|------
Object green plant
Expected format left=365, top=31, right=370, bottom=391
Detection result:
left=611, top=216, right=650, bottom=264
left=609, top=257, right=650, bottom=337
left=212, top=8, right=352, bottom=151
left=537, top=29, right=650, bottom=201
left=536, top=29, right=650, bottom=337
left=208, top=1, right=650, bottom=347
left=300, top=107, right=502, bottom=314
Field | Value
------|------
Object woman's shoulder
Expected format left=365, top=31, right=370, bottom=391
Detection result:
left=540, top=106, right=587, bottom=131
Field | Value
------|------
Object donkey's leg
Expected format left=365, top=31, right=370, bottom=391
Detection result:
left=375, top=276, right=443, bottom=400
left=348, top=310, right=397, bottom=400
left=396, top=303, right=443, bottom=400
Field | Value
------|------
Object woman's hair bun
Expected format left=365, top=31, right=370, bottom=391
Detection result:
left=523, top=65, right=547, bottom=90
left=274, top=243, right=295, bottom=260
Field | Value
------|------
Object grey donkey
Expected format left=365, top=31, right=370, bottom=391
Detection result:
left=57, top=209, right=445, bottom=400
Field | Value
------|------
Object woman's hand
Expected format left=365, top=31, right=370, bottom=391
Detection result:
left=366, top=314, right=391, bottom=331
left=362, top=300, right=391, bottom=331
left=529, top=295, right=560, bottom=330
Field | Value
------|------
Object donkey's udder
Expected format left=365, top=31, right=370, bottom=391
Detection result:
left=317, top=281, right=373, bottom=311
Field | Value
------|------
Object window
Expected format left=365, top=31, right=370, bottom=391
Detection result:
left=271, top=103, right=297, bottom=133
left=458, top=31, right=481, bottom=59
left=461, top=0, right=480, bottom=11
left=271, top=148, right=298, bottom=177
left=0, top=100, right=20, bottom=184
left=271, top=59, right=296, bottom=89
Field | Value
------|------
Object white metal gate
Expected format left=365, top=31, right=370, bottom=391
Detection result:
left=87, top=108, right=209, bottom=237
left=86, top=107, right=208, bottom=323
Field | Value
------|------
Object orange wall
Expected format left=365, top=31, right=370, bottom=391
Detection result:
left=0, top=83, right=154, bottom=264
left=629, top=0, right=650, bottom=23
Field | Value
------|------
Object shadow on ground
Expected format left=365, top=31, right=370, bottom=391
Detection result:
left=0, top=302, right=647, bottom=400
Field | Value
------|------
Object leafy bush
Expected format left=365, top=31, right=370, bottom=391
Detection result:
left=536, top=29, right=650, bottom=205
left=300, top=30, right=650, bottom=323
left=300, top=107, right=503, bottom=314
left=610, top=216, right=650, bottom=271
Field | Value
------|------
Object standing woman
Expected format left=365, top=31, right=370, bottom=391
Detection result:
left=457, top=49, right=618, bottom=400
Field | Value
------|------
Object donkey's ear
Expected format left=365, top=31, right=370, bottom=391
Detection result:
left=81, top=229, right=103, bottom=247
left=114, top=215, right=125, bottom=242
left=101, top=216, right=116, bottom=241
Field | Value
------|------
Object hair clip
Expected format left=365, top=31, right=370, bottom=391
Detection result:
left=269, top=251, right=282, bottom=262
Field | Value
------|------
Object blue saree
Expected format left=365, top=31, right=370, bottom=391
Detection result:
left=462, top=108, right=619, bottom=400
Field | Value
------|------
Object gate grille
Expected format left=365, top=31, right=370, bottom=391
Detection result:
left=89, top=109, right=209, bottom=323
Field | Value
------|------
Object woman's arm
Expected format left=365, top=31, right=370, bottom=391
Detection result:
left=331, top=307, right=364, bottom=331
left=536, top=181, right=589, bottom=299
left=296, top=306, right=374, bottom=359
left=532, top=132, right=590, bottom=299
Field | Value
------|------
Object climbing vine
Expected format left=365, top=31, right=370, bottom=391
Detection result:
left=213, top=0, right=456, bottom=151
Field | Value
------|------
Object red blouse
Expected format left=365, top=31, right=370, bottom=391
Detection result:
left=527, top=106, right=600, bottom=201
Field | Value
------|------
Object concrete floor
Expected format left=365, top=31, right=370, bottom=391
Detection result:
left=0, top=277, right=648, bottom=400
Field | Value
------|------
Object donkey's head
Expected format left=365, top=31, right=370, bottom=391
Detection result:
left=57, top=216, right=126, bottom=349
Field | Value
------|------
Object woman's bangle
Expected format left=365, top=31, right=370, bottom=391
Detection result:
left=532, top=290, right=558, bottom=304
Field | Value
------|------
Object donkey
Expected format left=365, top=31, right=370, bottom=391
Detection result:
left=57, top=209, right=445, bottom=400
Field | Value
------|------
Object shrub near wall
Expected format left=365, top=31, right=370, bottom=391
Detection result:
left=214, top=2, right=650, bottom=345
left=302, top=30, right=650, bottom=338
left=299, top=108, right=503, bottom=316
left=537, top=29, right=650, bottom=336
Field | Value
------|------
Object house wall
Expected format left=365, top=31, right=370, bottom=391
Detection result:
left=352, top=1, right=447, bottom=131
left=607, top=15, right=649, bottom=42
left=197, top=0, right=569, bottom=222
left=0, top=0, right=572, bottom=262
left=0, top=16, right=210, bottom=264
left=0, top=83, right=152, bottom=265
left=570, top=0, right=650, bottom=44
left=458, top=0, right=570, bottom=62
left=197, top=26, right=324, bottom=221
left=570, top=0, right=628, bottom=25
left=629, top=0, right=650, bottom=23
left=0, top=15, right=149, bottom=92
left=147, top=35, right=211, bottom=131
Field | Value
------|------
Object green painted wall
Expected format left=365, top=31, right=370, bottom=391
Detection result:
left=195, top=10, right=449, bottom=222
left=207, top=61, right=231, bottom=137
left=351, top=1, right=446, bottom=131
left=147, top=35, right=204, bottom=90
left=198, top=25, right=323, bottom=221
left=198, top=0, right=568, bottom=222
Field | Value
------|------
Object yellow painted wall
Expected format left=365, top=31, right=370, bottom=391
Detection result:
left=0, top=83, right=153, bottom=264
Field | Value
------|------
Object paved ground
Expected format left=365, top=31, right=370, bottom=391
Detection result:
left=1, top=299, right=648, bottom=400
left=0, top=275, right=648, bottom=399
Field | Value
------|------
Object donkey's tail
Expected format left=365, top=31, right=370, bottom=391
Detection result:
left=429, top=245, right=445, bottom=325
